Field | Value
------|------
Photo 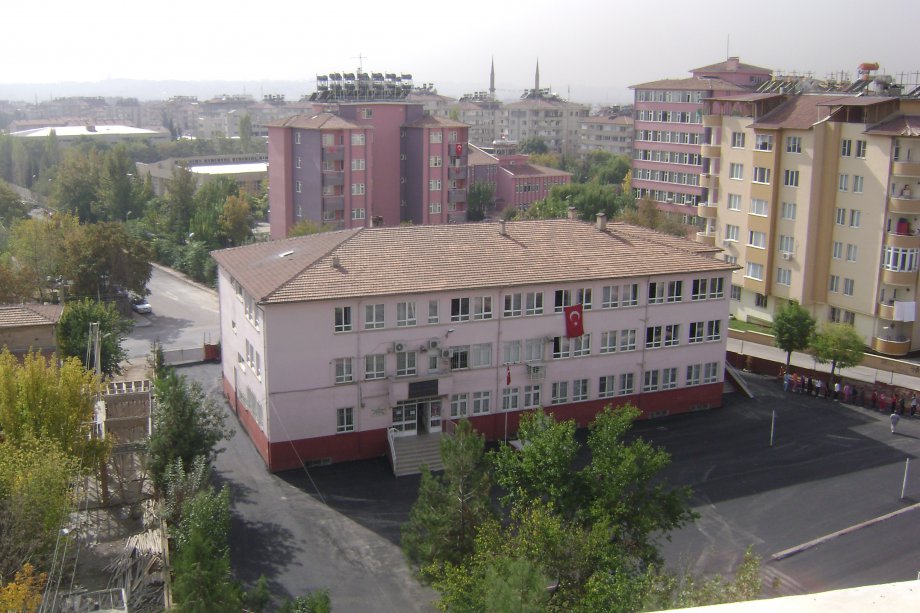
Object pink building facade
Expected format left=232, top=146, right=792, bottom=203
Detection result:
left=212, top=219, right=733, bottom=472
left=468, top=146, right=572, bottom=213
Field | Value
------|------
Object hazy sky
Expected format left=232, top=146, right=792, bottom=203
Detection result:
left=4, top=0, right=918, bottom=104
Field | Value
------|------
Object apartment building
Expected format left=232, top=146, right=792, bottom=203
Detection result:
left=578, top=115, right=634, bottom=156
left=212, top=219, right=733, bottom=472
left=466, top=145, right=572, bottom=213
left=697, top=90, right=920, bottom=356
left=631, top=58, right=772, bottom=220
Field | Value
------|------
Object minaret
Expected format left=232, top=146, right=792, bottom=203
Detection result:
left=490, top=57, right=495, bottom=98
left=535, top=60, right=540, bottom=92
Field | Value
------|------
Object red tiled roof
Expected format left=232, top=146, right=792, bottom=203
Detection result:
left=866, top=115, right=920, bottom=137
left=264, top=113, right=367, bottom=130
left=691, top=59, right=772, bottom=74
left=0, top=304, right=64, bottom=328
left=750, top=94, right=845, bottom=130
left=630, top=77, right=749, bottom=92
left=501, top=163, right=572, bottom=178
left=402, top=114, right=468, bottom=129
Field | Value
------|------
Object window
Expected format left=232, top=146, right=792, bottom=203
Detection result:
left=295, top=180, right=302, bottom=193
left=648, top=282, right=664, bottom=304
left=748, top=230, right=766, bottom=249
left=351, top=133, right=365, bottom=145
left=843, top=278, right=855, bottom=296
left=523, top=385, right=541, bottom=408
left=662, top=367, right=678, bottom=389
left=781, top=201, right=797, bottom=220
left=334, top=306, right=352, bottom=332
left=786, top=136, right=802, bottom=153
left=471, top=343, right=492, bottom=368
left=365, top=354, right=385, bottom=380
left=396, top=302, right=417, bottom=327
left=729, top=163, right=743, bottom=180
left=525, top=292, right=544, bottom=316
left=832, top=241, right=843, bottom=259
left=755, top=134, right=773, bottom=151
left=428, top=300, right=439, bottom=324
left=552, top=336, right=571, bottom=359
left=725, top=225, right=739, bottom=242
left=295, top=132, right=302, bottom=145
left=551, top=382, right=568, bottom=404
left=706, top=320, right=722, bottom=342
left=643, top=370, right=660, bottom=392
left=621, top=284, right=638, bottom=306
left=429, top=155, right=442, bottom=167
left=686, top=364, right=702, bottom=386
left=710, top=277, right=724, bottom=298
left=666, top=280, right=683, bottom=302
left=838, top=174, right=849, bottom=192
left=364, top=304, right=384, bottom=329
left=503, top=293, right=522, bottom=317
left=553, top=289, right=571, bottom=312
left=599, top=375, right=616, bottom=398
left=396, top=350, right=417, bottom=377
left=783, top=170, right=799, bottom=187
left=503, top=340, right=522, bottom=364
left=776, top=267, right=791, bottom=286
left=645, top=325, right=663, bottom=349
left=752, top=167, right=771, bottom=184
left=731, top=132, right=745, bottom=148
left=856, top=140, right=867, bottom=158
left=430, top=132, right=443, bottom=143
left=335, top=358, right=353, bottom=384
left=502, top=387, right=520, bottom=411
left=755, top=293, right=768, bottom=308
left=429, top=179, right=442, bottom=191
left=829, top=274, right=840, bottom=293
left=750, top=198, right=768, bottom=216
left=849, top=210, right=861, bottom=227
left=731, top=285, right=742, bottom=301
left=351, top=208, right=365, bottom=220
left=360, top=108, right=373, bottom=119
left=429, top=202, right=442, bottom=214
left=351, top=158, right=366, bottom=171
left=473, top=296, right=492, bottom=320
left=451, top=297, right=470, bottom=321
left=576, top=288, right=593, bottom=309
left=689, top=321, right=704, bottom=343
left=351, top=182, right=366, bottom=195
left=664, top=324, right=680, bottom=347
left=778, top=234, right=795, bottom=254
left=450, top=346, right=470, bottom=370
left=472, top=391, right=491, bottom=414
left=600, top=331, right=617, bottom=353
left=619, top=329, right=637, bottom=352
left=336, top=407, right=354, bottom=433
left=571, top=379, right=588, bottom=402
left=601, top=285, right=619, bottom=308
left=853, top=175, right=864, bottom=193
left=840, top=139, right=852, bottom=157
left=727, top=194, right=741, bottom=211
left=745, top=262, right=764, bottom=281
left=619, top=373, right=635, bottom=395
left=835, top=208, right=846, bottom=225
left=703, top=362, right=720, bottom=384
left=450, top=394, right=468, bottom=418
left=846, top=244, right=858, bottom=262
left=571, top=334, right=591, bottom=357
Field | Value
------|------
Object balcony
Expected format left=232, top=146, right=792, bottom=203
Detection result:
left=893, top=161, right=920, bottom=177
left=323, top=195, right=344, bottom=209
left=322, top=145, right=345, bottom=161
left=884, top=232, right=920, bottom=249
left=877, top=301, right=896, bottom=320
left=448, top=189, right=466, bottom=203
left=880, top=267, right=917, bottom=286
left=872, top=336, right=911, bottom=357
left=699, top=174, right=719, bottom=190
left=322, top=171, right=344, bottom=186
left=702, top=115, right=721, bottom=128
left=889, top=195, right=920, bottom=214
left=696, top=203, right=718, bottom=219
left=448, top=166, right=467, bottom=180
left=695, top=231, right=716, bottom=247
left=701, top=144, right=721, bottom=158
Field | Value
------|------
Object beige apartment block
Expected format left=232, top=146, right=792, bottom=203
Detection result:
left=698, top=92, right=920, bottom=356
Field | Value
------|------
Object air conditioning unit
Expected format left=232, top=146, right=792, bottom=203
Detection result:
left=781, top=252, right=793, bottom=260
left=393, top=341, right=407, bottom=353
left=440, top=349, right=452, bottom=359
left=428, top=339, right=441, bottom=350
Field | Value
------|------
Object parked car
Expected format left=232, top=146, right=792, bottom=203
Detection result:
left=130, top=295, right=152, bottom=314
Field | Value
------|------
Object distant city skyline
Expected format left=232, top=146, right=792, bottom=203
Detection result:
left=3, top=0, right=918, bottom=105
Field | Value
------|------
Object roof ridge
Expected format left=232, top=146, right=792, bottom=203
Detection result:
left=264, top=228, right=365, bottom=301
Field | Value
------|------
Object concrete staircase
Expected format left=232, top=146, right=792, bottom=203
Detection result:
left=391, top=433, right=444, bottom=477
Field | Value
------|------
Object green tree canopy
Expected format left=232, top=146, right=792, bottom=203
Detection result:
left=519, top=137, right=549, bottom=155
left=466, top=181, right=494, bottom=222
left=618, top=197, right=688, bottom=238
left=811, top=323, right=865, bottom=379
left=523, top=182, right=631, bottom=223
left=0, top=179, right=28, bottom=227
left=9, top=213, right=79, bottom=301
left=773, top=300, right=816, bottom=368
left=218, top=194, right=252, bottom=246
left=62, top=221, right=152, bottom=301
left=56, top=299, right=133, bottom=376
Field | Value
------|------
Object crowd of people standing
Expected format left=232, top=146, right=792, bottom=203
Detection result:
left=780, top=368, right=919, bottom=417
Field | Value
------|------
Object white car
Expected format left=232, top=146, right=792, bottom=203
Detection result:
left=131, top=296, right=152, bottom=314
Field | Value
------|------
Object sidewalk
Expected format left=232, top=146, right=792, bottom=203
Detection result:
left=728, top=337, right=920, bottom=392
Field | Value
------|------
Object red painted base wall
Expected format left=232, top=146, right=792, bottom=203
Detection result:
left=223, top=375, right=723, bottom=472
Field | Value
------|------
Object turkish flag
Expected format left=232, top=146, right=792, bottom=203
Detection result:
left=506, top=365, right=511, bottom=386
left=564, top=304, right=584, bottom=338
left=454, top=143, right=463, bottom=157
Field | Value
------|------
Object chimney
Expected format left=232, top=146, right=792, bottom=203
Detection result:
left=596, top=212, right=607, bottom=232
left=567, top=206, right=577, bottom=220
left=727, top=56, right=740, bottom=71
left=499, top=219, right=507, bottom=236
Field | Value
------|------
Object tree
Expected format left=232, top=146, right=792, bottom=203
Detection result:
left=163, top=166, right=198, bottom=239
left=62, top=221, right=152, bottom=301
left=0, top=563, right=48, bottom=613
left=239, top=114, right=253, bottom=151
left=56, top=299, right=133, bottom=376
left=523, top=183, right=627, bottom=223
left=773, top=300, right=816, bottom=368
left=645, top=546, right=763, bottom=610
left=466, top=181, right=494, bottom=222
left=0, top=179, right=28, bottom=227
left=147, top=370, right=231, bottom=492
left=811, top=323, right=865, bottom=379
left=50, top=147, right=103, bottom=222
left=9, top=214, right=80, bottom=301
left=218, top=194, right=252, bottom=246
left=402, top=420, right=492, bottom=571
left=619, top=197, right=687, bottom=237
left=288, top=219, right=336, bottom=237
left=519, top=137, right=548, bottom=155
left=0, top=261, right=32, bottom=303
left=95, top=146, right=140, bottom=222
left=279, top=590, right=331, bottom=613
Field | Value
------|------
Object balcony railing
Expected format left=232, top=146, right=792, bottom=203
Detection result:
left=448, top=189, right=466, bottom=203
left=322, top=145, right=345, bottom=161
left=884, top=232, right=920, bottom=249
left=872, top=336, right=911, bottom=357
left=448, top=166, right=467, bottom=180
left=880, top=267, right=917, bottom=286
left=893, top=161, right=920, bottom=177
left=695, top=231, right=716, bottom=247
left=877, top=301, right=896, bottom=320
left=889, top=195, right=920, bottom=214
left=322, top=171, right=344, bottom=186
left=701, top=144, right=721, bottom=158
left=696, top=203, right=717, bottom=218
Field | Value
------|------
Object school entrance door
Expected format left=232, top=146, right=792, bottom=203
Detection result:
left=392, top=398, right=442, bottom=437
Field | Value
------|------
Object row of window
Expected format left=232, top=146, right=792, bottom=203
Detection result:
left=828, top=275, right=856, bottom=296
left=635, top=130, right=702, bottom=145
left=634, top=149, right=702, bottom=166
left=633, top=168, right=701, bottom=187
left=730, top=132, right=775, bottom=152
left=635, top=90, right=706, bottom=103
left=636, top=110, right=703, bottom=124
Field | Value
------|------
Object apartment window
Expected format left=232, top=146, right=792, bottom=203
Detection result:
left=523, top=385, right=541, bottom=408
left=731, top=132, right=745, bottom=148
left=428, top=300, right=439, bottom=324
left=295, top=180, right=302, bottom=193
left=781, top=201, right=797, bottom=220
left=601, top=285, right=619, bottom=308
left=832, top=241, right=843, bottom=259
left=501, top=387, right=520, bottom=411
left=849, top=210, right=861, bottom=227
left=619, top=373, right=635, bottom=395
left=779, top=234, right=795, bottom=254
left=846, top=244, right=858, bottom=262
left=645, top=326, right=663, bottom=349
left=429, top=155, right=442, bottom=167
left=396, top=302, right=417, bottom=327
left=503, top=340, right=522, bottom=364
left=755, top=134, right=773, bottom=151
left=320, top=133, right=332, bottom=146
left=750, top=198, right=768, bottom=216
left=472, top=391, right=491, bottom=414
left=643, top=370, right=660, bottom=392
left=351, top=208, right=365, bottom=220
left=691, top=278, right=708, bottom=301
left=686, top=364, right=702, bottom=386
left=396, top=350, right=417, bottom=377
left=364, top=304, right=384, bottom=329
left=450, top=393, right=468, bottom=418
left=727, top=194, right=741, bottom=211
left=335, top=358, right=353, bottom=384
left=853, top=175, right=864, bottom=193
left=599, top=375, right=616, bottom=399
left=336, top=407, right=354, bottom=433
left=703, top=362, right=720, bottom=384
left=552, top=336, right=571, bottom=359
left=351, top=133, right=365, bottom=145
left=829, top=274, right=840, bottom=293
left=551, top=382, right=568, bottom=405
left=351, top=158, right=366, bottom=171
left=619, top=329, right=637, bottom=352
left=648, top=282, right=665, bottom=304
left=689, top=321, right=704, bottom=343
left=334, top=306, right=352, bottom=332
left=473, top=296, right=492, bottom=320
left=664, top=324, right=680, bottom=347
left=430, top=132, right=443, bottom=143
left=786, top=136, right=802, bottom=153
left=783, top=170, right=799, bottom=187
left=553, top=289, right=571, bottom=312
left=835, top=208, right=846, bottom=225
left=562, top=378, right=585, bottom=402
left=621, top=284, right=638, bottom=306
left=525, top=291, right=544, bottom=316
left=471, top=343, right=492, bottom=368
left=576, top=288, right=593, bottom=309
left=838, top=174, right=849, bottom=192
left=725, top=225, right=739, bottom=242
left=365, top=354, right=385, bottom=380
left=856, top=140, right=867, bottom=158
left=843, top=278, right=855, bottom=296
left=752, top=167, right=771, bottom=184
left=706, top=320, right=722, bottom=342
left=351, top=183, right=366, bottom=195
left=755, top=293, right=768, bottom=308
left=731, top=285, right=742, bottom=301
left=451, top=297, right=470, bottom=321
left=710, top=277, right=724, bottom=298
left=295, top=132, right=302, bottom=145
left=503, top=293, right=522, bottom=317
left=666, top=280, right=683, bottom=303
left=525, top=338, right=543, bottom=362
left=450, top=346, right=470, bottom=370
left=840, top=139, right=852, bottom=157
left=600, top=331, right=617, bottom=353
left=429, top=179, right=442, bottom=191
left=729, top=163, right=743, bottom=180
left=748, top=230, right=766, bottom=249
left=661, top=367, right=678, bottom=390
left=571, top=334, right=591, bottom=357
left=745, top=262, right=764, bottom=281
